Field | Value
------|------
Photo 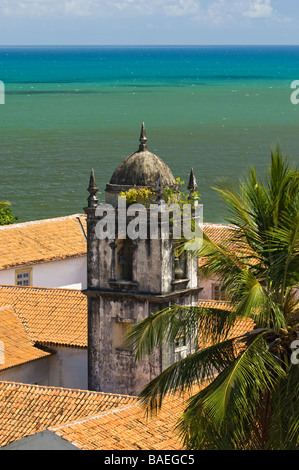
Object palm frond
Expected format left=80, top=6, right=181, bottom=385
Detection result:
left=266, top=364, right=299, bottom=449
left=178, top=333, right=286, bottom=449
left=231, top=269, right=287, bottom=330
left=138, top=334, right=245, bottom=414
left=127, top=303, right=235, bottom=361
left=264, top=210, right=299, bottom=298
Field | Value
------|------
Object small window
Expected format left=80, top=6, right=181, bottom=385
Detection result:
left=212, top=283, right=228, bottom=301
left=212, top=283, right=221, bottom=300
left=15, top=269, right=32, bottom=286
left=175, top=327, right=186, bottom=349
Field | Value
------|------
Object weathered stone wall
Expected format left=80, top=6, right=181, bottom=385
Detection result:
left=87, top=294, right=162, bottom=395
left=86, top=288, right=200, bottom=395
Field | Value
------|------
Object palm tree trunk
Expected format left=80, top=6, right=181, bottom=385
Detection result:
left=257, top=390, right=272, bottom=449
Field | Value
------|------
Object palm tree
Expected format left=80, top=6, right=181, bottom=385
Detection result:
left=128, top=147, right=299, bottom=450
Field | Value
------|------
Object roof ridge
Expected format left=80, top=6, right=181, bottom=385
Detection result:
left=0, top=213, right=86, bottom=231
left=0, top=380, right=137, bottom=399
left=202, top=222, right=237, bottom=229
left=0, top=284, right=85, bottom=294
left=50, top=402, right=140, bottom=432
left=0, top=305, right=13, bottom=311
left=50, top=379, right=214, bottom=433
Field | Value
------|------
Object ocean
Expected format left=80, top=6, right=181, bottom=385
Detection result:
left=0, top=45, right=298, bottom=223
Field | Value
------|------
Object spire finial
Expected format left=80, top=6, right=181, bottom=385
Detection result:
left=87, top=168, right=98, bottom=208
left=188, top=168, right=198, bottom=194
left=139, top=122, right=147, bottom=151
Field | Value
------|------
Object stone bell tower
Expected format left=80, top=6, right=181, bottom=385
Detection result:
left=84, top=124, right=201, bottom=396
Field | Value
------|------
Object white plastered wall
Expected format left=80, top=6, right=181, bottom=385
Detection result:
left=0, top=256, right=87, bottom=289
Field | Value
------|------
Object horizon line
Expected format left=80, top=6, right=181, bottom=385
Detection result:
left=1, top=44, right=299, bottom=47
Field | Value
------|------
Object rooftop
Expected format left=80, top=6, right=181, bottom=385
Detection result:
left=0, top=381, right=136, bottom=448
left=202, top=222, right=238, bottom=246
left=0, top=306, right=52, bottom=371
left=0, top=380, right=210, bottom=450
left=0, top=214, right=87, bottom=271
left=49, top=386, right=209, bottom=450
left=199, top=222, right=253, bottom=267
left=0, top=285, right=87, bottom=348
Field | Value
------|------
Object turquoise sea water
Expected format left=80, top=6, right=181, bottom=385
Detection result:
left=0, top=46, right=298, bottom=223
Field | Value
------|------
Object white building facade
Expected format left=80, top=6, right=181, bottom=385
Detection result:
left=0, top=214, right=87, bottom=289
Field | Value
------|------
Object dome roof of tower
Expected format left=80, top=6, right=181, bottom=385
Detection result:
left=109, top=149, right=176, bottom=188
left=108, top=123, right=176, bottom=189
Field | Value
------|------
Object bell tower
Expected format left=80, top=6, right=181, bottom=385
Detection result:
left=84, top=124, right=201, bottom=395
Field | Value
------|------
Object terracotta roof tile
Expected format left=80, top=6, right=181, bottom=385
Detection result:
left=0, top=214, right=87, bottom=270
left=198, top=299, right=233, bottom=311
left=197, top=299, right=255, bottom=349
left=0, top=306, right=51, bottom=371
left=199, top=223, right=252, bottom=267
left=0, top=285, right=87, bottom=348
left=202, top=223, right=237, bottom=245
left=0, top=381, right=136, bottom=448
left=50, top=383, right=210, bottom=450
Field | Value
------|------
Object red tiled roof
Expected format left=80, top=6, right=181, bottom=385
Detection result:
left=50, top=384, right=210, bottom=450
left=202, top=223, right=237, bottom=246
left=199, top=223, right=252, bottom=267
left=0, top=381, right=136, bottom=448
left=0, top=285, right=87, bottom=348
left=0, top=307, right=51, bottom=371
left=0, top=214, right=87, bottom=270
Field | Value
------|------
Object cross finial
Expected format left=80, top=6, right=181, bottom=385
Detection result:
left=87, top=168, right=98, bottom=208
left=139, top=122, right=147, bottom=151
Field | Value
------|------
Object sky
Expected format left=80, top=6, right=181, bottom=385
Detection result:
left=0, top=0, right=299, bottom=45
